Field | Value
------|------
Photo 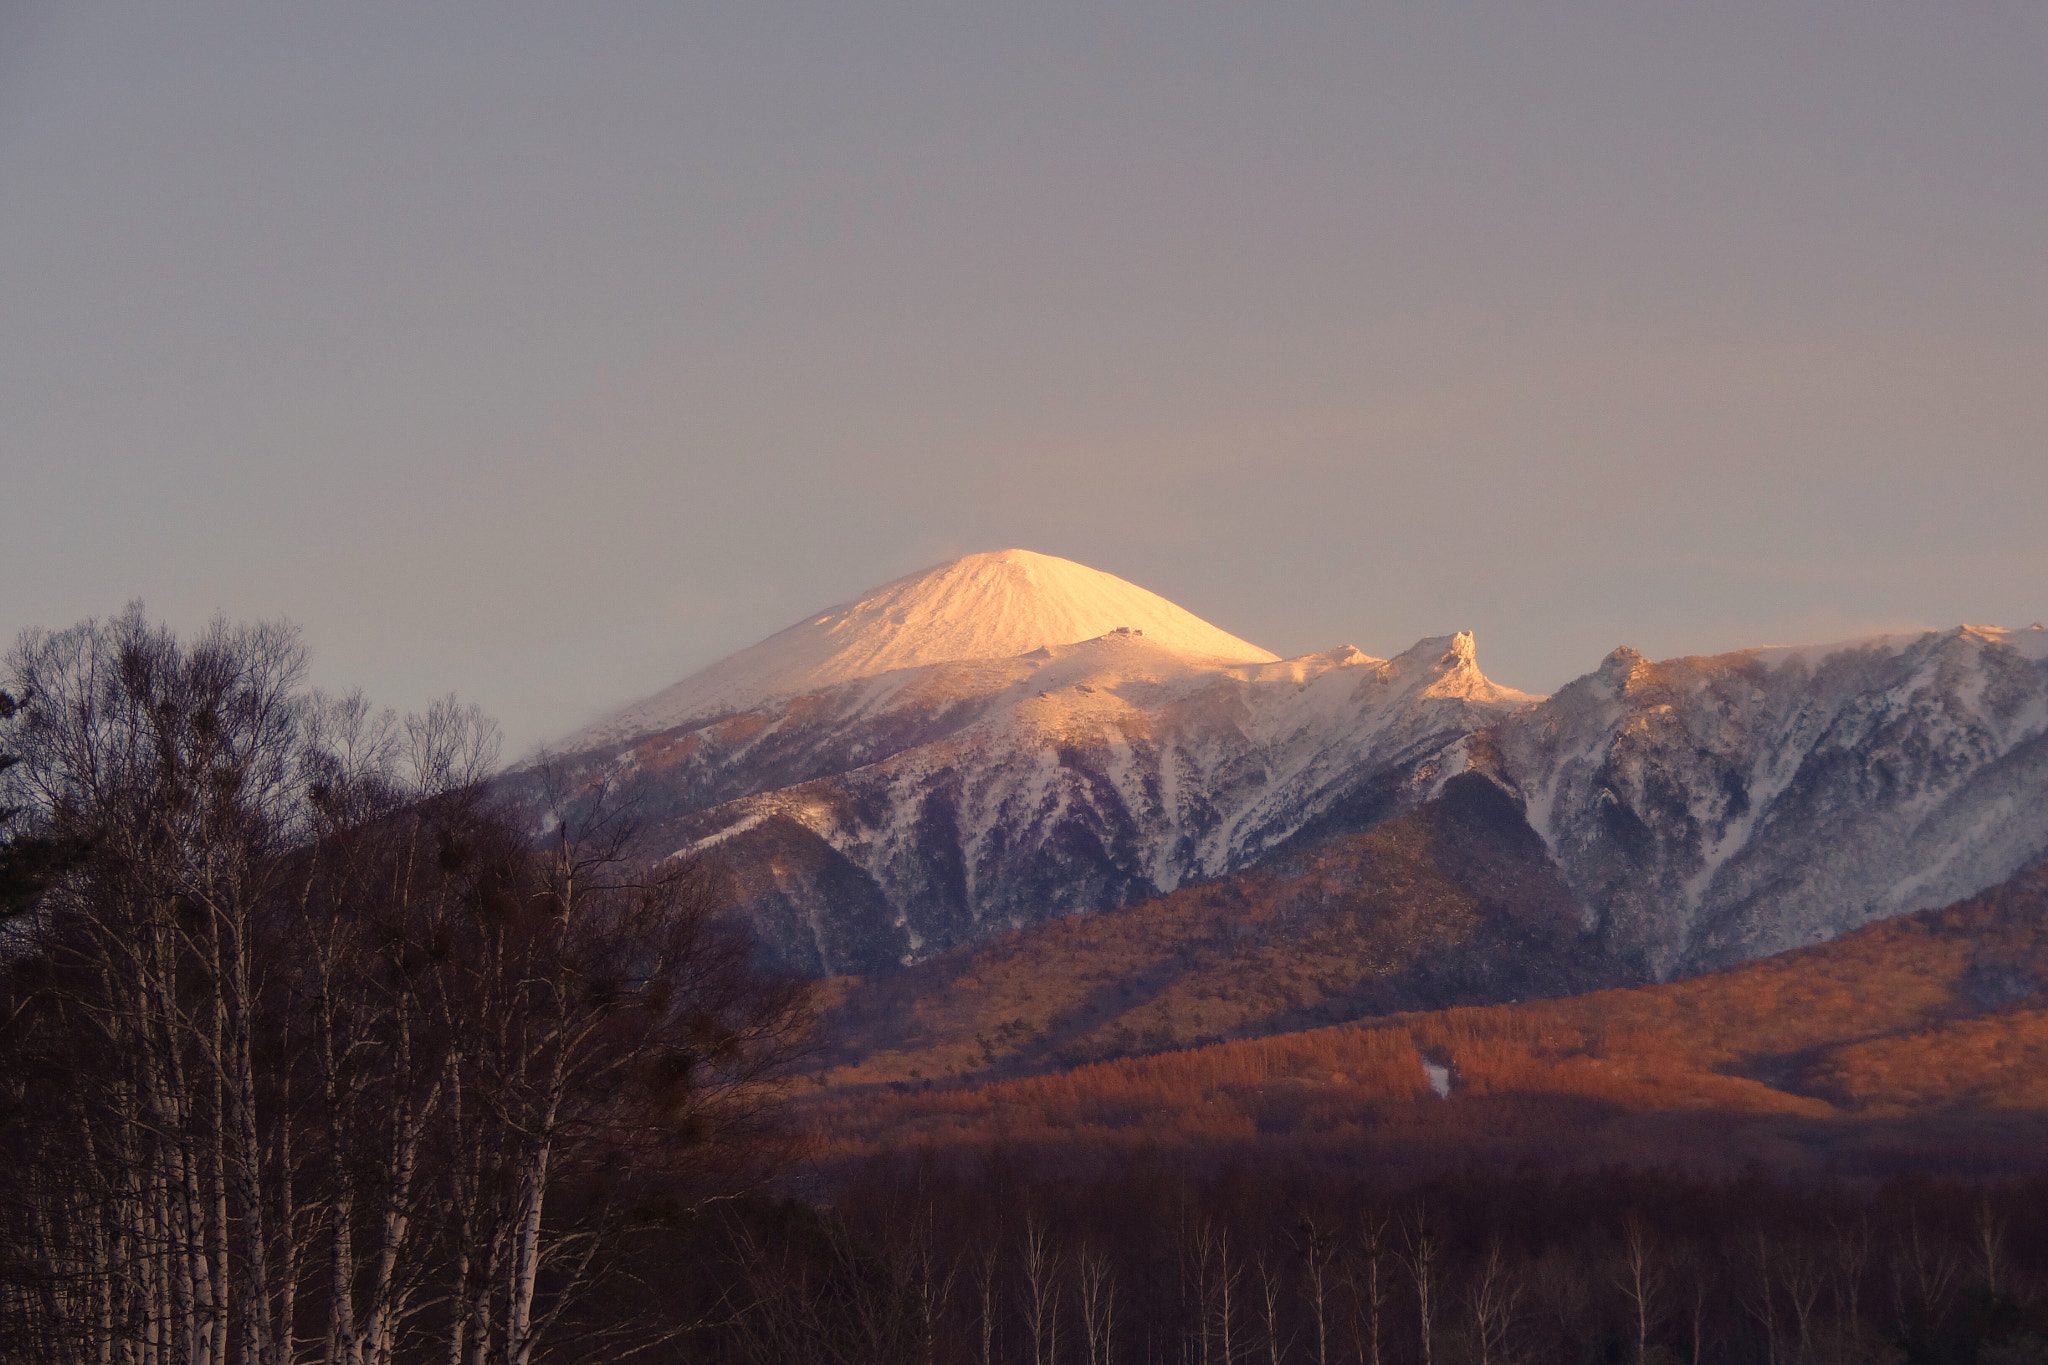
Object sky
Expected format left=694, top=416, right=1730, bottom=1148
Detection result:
left=3, top=2, right=2044, bottom=755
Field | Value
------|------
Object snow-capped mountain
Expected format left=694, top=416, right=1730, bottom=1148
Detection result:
left=526, top=551, right=1533, bottom=973
left=524, top=549, right=2048, bottom=986
left=565, top=549, right=1275, bottom=751
left=666, top=629, right=1531, bottom=973
left=1471, top=623, right=2048, bottom=979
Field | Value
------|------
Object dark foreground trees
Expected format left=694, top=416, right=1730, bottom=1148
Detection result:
left=695, top=1160, right=2048, bottom=1365
left=0, top=684, right=88, bottom=921
left=0, top=606, right=811, bottom=1364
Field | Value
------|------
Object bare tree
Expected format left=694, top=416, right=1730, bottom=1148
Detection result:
left=1618, top=1213, right=1665, bottom=1365
left=2, top=609, right=318, bottom=1365
left=428, top=779, right=810, bottom=1365
left=1827, top=1218, right=1871, bottom=1335
left=1188, top=1217, right=1245, bottom=1365
left=1400, top=1208, right=1439, bottom=1365
left=1975, top=1197, right=2006, bottom=1298
left=1824, top=1217, right=1873, bottom=1365
left=1348, top=1213, right=1392, bottom=1365
left=973, top=1241, right=1003, bottom=1365
left=723, top=1208, right=925, bottom=1365
left=1466, top=1237, right=1522, bottom=1365
left=0, top=607, right=811, bottom=1365
left=1077, top=1241, right=1120, bottom=1365
left=1745, top=1230, right=1780, bottom=1365
left=907, top=1206, right=960, bottom=1365
left=1779, top=1244, right=1823, bottom=1365
left=1021, top=1211, right=1063, bottom=1365
left=1896, top=1215, right=1959, bottom=1324
left=1255, top=1250, right=1290, bottom=1365
left=1294, top=1216, right=1339, bottom=1365
left=1678, top=1247, right=1715, bottom=1365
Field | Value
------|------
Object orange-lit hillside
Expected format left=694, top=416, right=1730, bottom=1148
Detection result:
left=811, top=775, right=1621, bottom=1086
left=800, top=862, right=2048, bottom=1180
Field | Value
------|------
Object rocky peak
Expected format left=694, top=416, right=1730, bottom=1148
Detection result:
left=1596, top=645, right=1647, bottom=689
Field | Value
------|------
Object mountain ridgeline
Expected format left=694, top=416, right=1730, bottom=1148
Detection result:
left=514, top=550, right=2048, bottom=999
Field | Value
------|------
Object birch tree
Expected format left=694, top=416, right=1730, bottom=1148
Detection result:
left=1401, top=1209, right=1439, bottom=1365
left=1293, top=1216, right=1337, bottom=1365
left=0, top=607, right=810, bottom=1365
left=1618, top=1214, right=1664, bottom=1365
left=1076, top=1241, right=1118, bottom=1365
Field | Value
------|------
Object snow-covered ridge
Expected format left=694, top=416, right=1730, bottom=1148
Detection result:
left=1484, top=622, right=2048, bottom=978
left=521, top=548, right=2048, bottom=987
left=1743, top=622, right=2048, bottom=670
left=644, top=626, right=1531, bottom=973
left=564, top=549, right=1277, bottom=750
left=518, top=557, right=1532, bottom=974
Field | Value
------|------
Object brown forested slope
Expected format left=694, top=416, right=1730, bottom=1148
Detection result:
left=810, top=774, right=1625, bottom=1086
left=800, top=860, right=2048, bottom=1180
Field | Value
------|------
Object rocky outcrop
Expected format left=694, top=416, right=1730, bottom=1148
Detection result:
left=1474, top=625, right=2048, bottom=977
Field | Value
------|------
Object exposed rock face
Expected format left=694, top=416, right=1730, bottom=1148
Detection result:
left=532, top=628, right=1532, bottom=974
left=1475, top=625, right=2048, bottom=978
left=811, top=773, right=1617, bottom=1084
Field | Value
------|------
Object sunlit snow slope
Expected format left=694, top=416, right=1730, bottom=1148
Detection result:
left=652, top=630, right=1532, bottom=973
left=524, top=550, right=1530, bottom=973
left=567, top=549, right=1276, bottom=749
left=521, top=551, right=2048, bottom=988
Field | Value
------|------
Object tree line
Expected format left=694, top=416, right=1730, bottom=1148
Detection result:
left=0, top=606, right=811, bottom=1364
left=689, top=1157, right=2048, bottom=1365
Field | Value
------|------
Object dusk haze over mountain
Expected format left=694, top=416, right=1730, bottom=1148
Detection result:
left=5, top=6, right=2048, bottom=1362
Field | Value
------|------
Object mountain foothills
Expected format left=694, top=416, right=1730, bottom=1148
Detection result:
left=807, top=857, right=2048, bottom=1181
left=518, top=550, right=2048, bottom=1001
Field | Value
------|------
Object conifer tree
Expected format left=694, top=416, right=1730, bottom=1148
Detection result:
left=0, top=686, right=80, bottom=919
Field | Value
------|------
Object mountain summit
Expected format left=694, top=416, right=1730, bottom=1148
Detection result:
left=524, top=550, right=2048, bottom=990
left=572, top=549, right=1277, bottom=747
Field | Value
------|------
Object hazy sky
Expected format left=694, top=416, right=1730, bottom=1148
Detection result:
left=4, top=2, right=2044, bottom=753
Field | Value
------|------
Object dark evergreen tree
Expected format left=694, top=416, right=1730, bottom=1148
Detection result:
left=0, top=687, right=91, bottom=925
